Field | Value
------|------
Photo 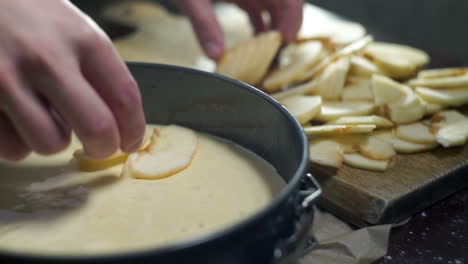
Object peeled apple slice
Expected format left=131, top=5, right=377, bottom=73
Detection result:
left=316, top=101, right=375, bottom=121
left=415, top=86, right=468, bottom=107
left=309, top=139, right=344, bottom=168
left=395, top=122, right=436, bottom=144
left=342, top=80, right=374, bottom=101
left=343, top=153, right=389, bottom=172
left=304, top=124, right=376, bottom=136
left=387, top=93, right=425, bottom=124
left=123, top=125, right=198, bottom=179
left=271, top=80, right=318, bottom=101
left=327, top=115, right=393, bottom=128
left=216, top=31, right=282, bottom=86
left=315, top=57, right=350, bottom=100
left=74, top=150, right=129, bottom=172
left=371, top=74, right=412, bottom=106
left=279, top=95, right=322, bottom=124
left=74, top=129, right=153, bottom=172
left=390, top=137, right=438, bottom=154
left=364, top=42, right=429, bottom=79
left=408, top=75, right=468, bottom=88
left=417, top=68, right=468, bottom=79
left=349, top=56, right=380, bottom=77
left=263, top=41, right=324, bottom=92
left=429, top=110, right=468, bottom=147
left=358, top=136, right=396, bottom=160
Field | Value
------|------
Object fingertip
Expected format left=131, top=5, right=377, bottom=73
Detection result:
left=204, top=41, right=224, bottom=61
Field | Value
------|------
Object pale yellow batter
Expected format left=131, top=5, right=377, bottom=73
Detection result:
left=0, top=127, right=284, bottom=255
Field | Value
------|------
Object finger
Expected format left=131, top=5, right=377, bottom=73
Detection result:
left=29, top=56, right=120, bottom=159
left=237, top=1, right=268, bottom=34
left=173, top=0, right=225, bottom=60
left=268, top=0, right=303, bottom=43
left=0, top=113, right=30, bottom=161
left=80, top=35, right=146, bottom=153
left=0, top=62, right=70, bottom=155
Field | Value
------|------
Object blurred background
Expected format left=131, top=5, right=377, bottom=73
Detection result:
left=72, top=0, right=468, bottom=65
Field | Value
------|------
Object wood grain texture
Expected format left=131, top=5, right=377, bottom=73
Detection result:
left=312, top=106, right=468, bottom=227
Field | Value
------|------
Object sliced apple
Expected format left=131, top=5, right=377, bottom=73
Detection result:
left=387, top=93, right=425, bottom=124
left=415, top=86, right=468, bottom=107
left=123, top=125, right=198, bottom=179
left=279, top=95, right=322, bottom=124
left=328, top=115, right=393, bottom=128
left=395, top=122, right=437, bottom=144
left=216, top=31, right=282, bottom=86
left=371, top=74, right=412, bottom=105
left=429, top=110, right=468, bottom=147
left=436, top=122, right=468, bottom=147
left=74, top=150, right=129, bottom=172
left=358, top=135, right=396, bottom=160
left=271, top=80, right=318, bottom=100
left=298, top=20, right=366, bottom=46
left=342, top=80, right=374, bottom=101
left=364, top=42, right=429, bottom=79
left=304, top=124, right=376, bottom=136
left=297, top=36, right=373, bottom=83
left=332, top=134, right=366, bottom=153
left=316, top=101, right=375, bottom=121
left=343, top=153, right=389, bottom=172
left=349, top=56, right=380, bottom=77
left=309, top=138, right=344, bottom=168
left=74, top=129, right=152, bottom=172
left=263, top=41, right=324, bottom=92
left=315, top=57, right=350, bottom=100
left=417, top=68, right=468, bottom=79
left=373, top=129, right=437, bottom=153
left=408, top=75, right=468, bottom=88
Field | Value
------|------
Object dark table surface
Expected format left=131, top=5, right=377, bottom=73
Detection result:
left=380, top=188, right=468, bottom=264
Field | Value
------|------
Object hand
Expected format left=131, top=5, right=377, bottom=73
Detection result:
left=172, top=0, right=303, bottom=60
left=0, top=0, right=146, bottom=161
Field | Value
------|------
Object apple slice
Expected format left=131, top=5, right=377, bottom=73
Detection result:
left=216, top=31, right=282, bottom=86
left=279, top=95, right=322, bottom=124
left=343, top=153, right=389, bottom=172
left=327, top=115, right=393, bottom=128
left=396, top=122, right=436, bottom=144
left=123, top=125, right=198, bottom=179
left=349, top=56, right=380, bottom=77
left=415, top=86, right=468, bottom=107
left=298, top=20, right=366, bottom=46
left=309, top=139, right=344, bottom=168
left=373, top=129, right=437, bottom=153
left=417, top=68, right=468, bottom=79
left=315, top=57, right=350, bottom=100
left=304, top=124, right=376, bottom=136
left=297, top=36, right=373, bottom=83
left=342, top=79, right=374, bottom=101
left=387, top=93, right=425, bottom=124
left=358, top=136, right=396, bottom=160
left=270, top=80, right=319, bottom=101
left=316, top=101, right=375, bottom=121
left=332, top=134, right=366, bottom=153
left=74, top=129, right=152, bottom=172
left=408, top=75, right=468, bottom=88
left=364, top=42, right=429, bottom=79
left=429, top=110, right=468, bottom=147
left=371, top=74, right=412, bottom=105
left=263, top=41, right=324, bottom=92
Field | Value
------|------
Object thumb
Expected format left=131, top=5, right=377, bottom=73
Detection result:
left=173, top=0, right=225, bottom=60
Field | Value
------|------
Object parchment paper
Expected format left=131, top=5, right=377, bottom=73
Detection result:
left=301, top=208, right=391, bottom=264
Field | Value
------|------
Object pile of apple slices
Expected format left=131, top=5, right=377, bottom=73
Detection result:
left=270, top=40, right=468, bottom=172
left=73, top=125, right=199, bottom=179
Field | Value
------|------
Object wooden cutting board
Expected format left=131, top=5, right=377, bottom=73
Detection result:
left=103, top=1, right=468, bottom=227
left=311, top=105, right=468, bottom=227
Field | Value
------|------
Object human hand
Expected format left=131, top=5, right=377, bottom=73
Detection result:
left=172, top=0, right=303, bottom=60
left=0, top=0, right=146, bottom=161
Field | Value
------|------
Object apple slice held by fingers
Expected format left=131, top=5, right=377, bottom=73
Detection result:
left=123, top=125, right=198, bottom=179
left=74, top=129, right=153, bottom=172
